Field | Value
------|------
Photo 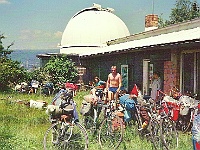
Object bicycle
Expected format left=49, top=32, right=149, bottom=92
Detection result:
left=147, top=100, right=164, bottom=150
left=127, top=96, right=164, bottom=150
left=134, top=100, right=163, bottom=149
left=44, top=91, right=89, bottom=150
left=82, top=88, right=105, bottom=134
left=98, top=97, right=124, bottom=149
left=177, top=94, right=198, bottom=133
left=159, top=100, right=179, bottom=150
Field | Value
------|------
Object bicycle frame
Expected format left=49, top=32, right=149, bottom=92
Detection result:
left=134, top=105, right=143, bottom=128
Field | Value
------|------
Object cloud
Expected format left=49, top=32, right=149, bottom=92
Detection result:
left=19, top=30, right=62, bottom=40
left=0, top=0, right=11, bottom=4
left=17, top=29, right=63, bottom=49
left=54, top=31, right=63, bottom=38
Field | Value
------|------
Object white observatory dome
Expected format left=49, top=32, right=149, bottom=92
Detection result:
left=60, top=4, right=130, bottom=55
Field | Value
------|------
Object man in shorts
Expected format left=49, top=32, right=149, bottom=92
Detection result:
left=106, top=66, right=122, bottom=101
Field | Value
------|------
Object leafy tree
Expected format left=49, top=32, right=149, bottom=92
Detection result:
left=0, top=59, right=28, bottom=90
left=159, top=0, right=200, bottom=28
left=43, top=56, right=78, bottom=85
left=28, top=68, right=46, bottom=84
left=0, top=33, right=28, bottom=91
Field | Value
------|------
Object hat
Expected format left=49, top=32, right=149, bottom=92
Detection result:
left=130, top=84, right=139, bottom=97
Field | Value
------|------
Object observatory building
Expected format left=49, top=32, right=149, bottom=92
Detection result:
left=37, top=3, right=200, bottom=97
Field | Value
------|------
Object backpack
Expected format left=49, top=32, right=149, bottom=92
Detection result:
left=80, top=100, right=91, bottom=116
left=119, top=94, right=136, bottom=110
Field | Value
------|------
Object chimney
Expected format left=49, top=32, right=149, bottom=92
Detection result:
left=145, top=14, right=158, bottom=31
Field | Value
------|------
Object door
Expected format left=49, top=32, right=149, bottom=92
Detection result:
left=182, top=51, right=199, bottom=97
left=143, top=59, right=153, bottom=95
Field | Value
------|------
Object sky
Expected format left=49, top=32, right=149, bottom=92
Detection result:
left=0, top=0, right=199, bottom=50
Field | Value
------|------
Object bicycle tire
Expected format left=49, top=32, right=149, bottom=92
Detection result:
left=182, top=122, right=191, bottom=133
left=178, top=115, right=191, bottom=133
left=135, top=111, right=143, bottom=130
left=43, top=121, right=89, bottom=150
left=160, top=117, right=179, bottom=150
left=83, top=115, right=96, bottom=132
left=83, top=106, right=104, bottom=132
left=132, top=108, right=147, bottom=138
left=98, top=114, right=124, bottom=150
left=149, top=117, right=163, bottom=150
left=76, top=122, right=89, bottom=149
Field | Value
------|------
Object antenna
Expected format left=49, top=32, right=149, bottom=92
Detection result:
left=152, top=0, right=154, bottom=14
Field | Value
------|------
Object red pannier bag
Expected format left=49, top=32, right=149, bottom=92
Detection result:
left=112, top=111, right=126, bottom=130
left=168, top=101, right=180, bottom=121
left=196, top=141, right=200, bottom=150
left=160, top=101, right=180, bottom=121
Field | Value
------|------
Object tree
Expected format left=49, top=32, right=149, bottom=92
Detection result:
left=0, top=59, right=28, bottom=90
left=158, top=0, right=200, bottom=28
left=0, top=33, right=28, bottom=91
left=43, top=56, right=78, bottom=85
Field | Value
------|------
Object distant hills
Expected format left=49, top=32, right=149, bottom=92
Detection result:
left=10, top=49, right=60, bottom=69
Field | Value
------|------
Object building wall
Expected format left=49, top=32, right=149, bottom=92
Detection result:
left=81, top=49, right=172, bottom=94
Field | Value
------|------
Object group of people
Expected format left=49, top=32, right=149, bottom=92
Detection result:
left=91, top=65, right=162, bottom=102
left=91, top=66, right=122, bottom=101
left=89, top=66, right=162, bottom=129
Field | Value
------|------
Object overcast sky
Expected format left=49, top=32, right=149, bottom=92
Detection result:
left=0, top=0, right=199, bottom=50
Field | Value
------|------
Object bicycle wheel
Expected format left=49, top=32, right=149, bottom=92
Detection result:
left=160, top=117, right=178, bottom=150
left=182, top=122, right=191, bottom=133
left=177, top=115, right=191, bottom=133
left=132, top=109, right=150, bottom=138
left=83, top=107, right=104, bottom=133
left=83, top=114, right=97, bottom=134
left=149, top=117, right=163, bottom=150
left=98, top=114, right=124, bottom=150
left=134, top=111, right=143, bottom=129
left=43, top=121, right=89, bottom=150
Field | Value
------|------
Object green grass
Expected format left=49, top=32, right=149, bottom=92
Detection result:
left=0, top=91, right=193, bottom=150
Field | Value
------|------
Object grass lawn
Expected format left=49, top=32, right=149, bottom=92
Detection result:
left=0, top=91, right=193, bottom=150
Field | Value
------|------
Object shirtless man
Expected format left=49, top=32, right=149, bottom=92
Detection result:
left=106, top=66, right=122, bottom=100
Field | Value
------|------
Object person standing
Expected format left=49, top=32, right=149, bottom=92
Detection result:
left=106, top=66, right=122, bottom=100
left=150, top=71, right=162, bottom=101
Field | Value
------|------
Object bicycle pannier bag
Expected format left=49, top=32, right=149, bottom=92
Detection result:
left=80, top=100, right=91, bottom=116
left=119, top=94, right=135, bottom=110
left=83, top=94, right=98, bottom=104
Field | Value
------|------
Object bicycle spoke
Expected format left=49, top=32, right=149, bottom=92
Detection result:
left=161, top=117, right=179, bottom=150
left=99, top=115, right=123, bottom=149
left=149, top=118, right=163, bottom=150
left=44, top=122, right=88, bottom=150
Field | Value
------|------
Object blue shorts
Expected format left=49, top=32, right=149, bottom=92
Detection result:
left=109, top=87, right=118, bottom=93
